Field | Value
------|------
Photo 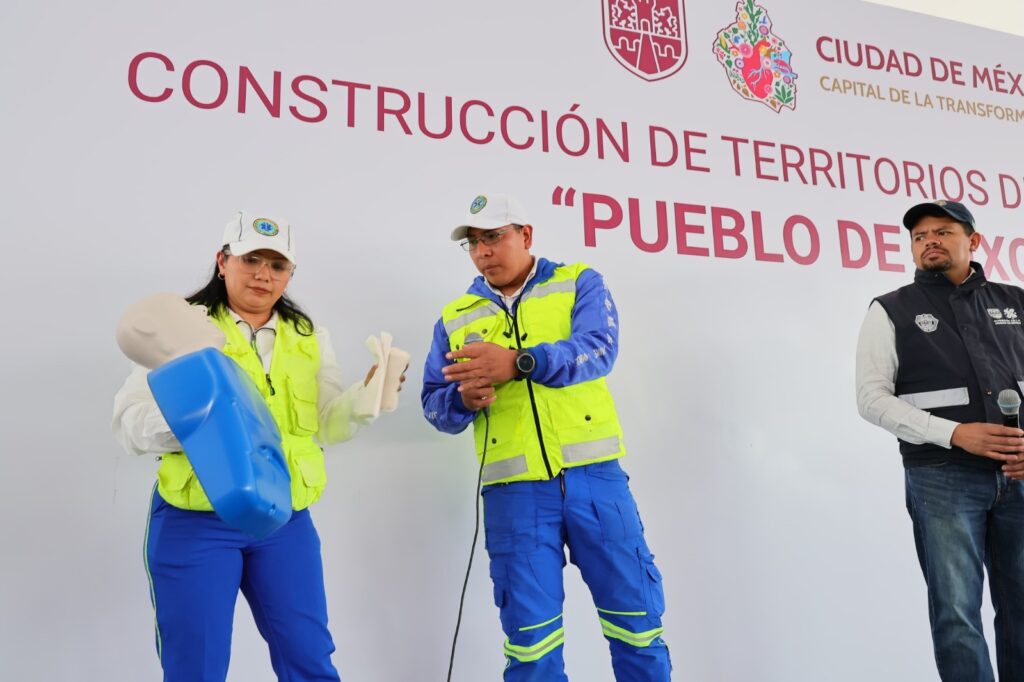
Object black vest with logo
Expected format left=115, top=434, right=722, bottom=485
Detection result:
left=874, top=265, right=1024, bottom=468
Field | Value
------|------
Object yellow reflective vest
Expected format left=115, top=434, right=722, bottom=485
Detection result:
left=155, top=311, right=326, bottom=511
left=441, top=263, right=625, bottom=485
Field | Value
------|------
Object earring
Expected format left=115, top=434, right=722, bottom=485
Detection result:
left=217, top=272, right=225, bottom=280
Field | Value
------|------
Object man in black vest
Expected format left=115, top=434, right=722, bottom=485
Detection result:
left=856, top=199, right=1024, bottom=681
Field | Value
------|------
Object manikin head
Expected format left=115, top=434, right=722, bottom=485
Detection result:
left=116, top=293, right=225, bottom=369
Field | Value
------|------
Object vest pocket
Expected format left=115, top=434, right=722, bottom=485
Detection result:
left=475, top=398, right=528, bottom=475
left=551, top=382, right=620, bottom=461
left=157, top=453, right=193, bottom=491
left=292, top=451, right=327, bottom=488
left=156, top=453, right=208, bottom=510
left=289, top=377, right=320, bottom=435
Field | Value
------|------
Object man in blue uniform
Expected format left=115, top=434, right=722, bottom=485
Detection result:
left=856, top=199, right=1024, bottom=681
left=422, top=193, right=672, bottom=681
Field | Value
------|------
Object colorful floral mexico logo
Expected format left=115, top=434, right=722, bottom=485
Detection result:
left=603, top=0, right=688, bottom=81
left=713, top=1, right=797, bottom=112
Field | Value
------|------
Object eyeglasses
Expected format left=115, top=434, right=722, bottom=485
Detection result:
left=459, top=226, right=519, bottom=252
left=231, top=253, right=295, bottom=280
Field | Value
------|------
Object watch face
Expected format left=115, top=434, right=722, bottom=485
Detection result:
left=517, top=352, right=536, bottom=373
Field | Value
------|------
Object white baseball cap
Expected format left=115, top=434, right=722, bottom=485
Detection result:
left=222, top=211, right=296, bottom=263
left=450, top=193, right=531, bottom=241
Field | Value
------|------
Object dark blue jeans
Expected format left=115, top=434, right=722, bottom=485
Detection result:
left=905, top=463, right=1024, bottom=681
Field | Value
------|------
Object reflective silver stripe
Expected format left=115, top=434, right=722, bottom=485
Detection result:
left=897, top=387, right=969, bottom=410
left=482, top=455, right=528, bottom=483
left=1018, top=381, right=1024, bottom=397
left=444, top=303, right=501, bottom=337
left=561, top=436, right=621, bottom=463
left=521, top=278, right=576, bottom=304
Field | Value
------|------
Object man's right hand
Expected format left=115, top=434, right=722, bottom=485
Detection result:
left=951, top=422, right=1024, bottom=460
left=458, top=378, right=496, bottom=412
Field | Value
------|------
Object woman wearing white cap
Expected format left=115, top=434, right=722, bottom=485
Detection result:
left=112, top=211, right=401, bottom=681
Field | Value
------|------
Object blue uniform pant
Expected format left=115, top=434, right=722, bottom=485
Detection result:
left=482, top=459, right=671, bottom=681
left=905, top=464, right=1024, bottom=682
left=144, top=489, right=341, bottom=682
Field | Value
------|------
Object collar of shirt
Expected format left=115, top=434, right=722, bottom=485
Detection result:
left=227, top=308, right=277, bottom=373
left=914, top=262, right=985, bottom=289
left=486, top=257, right=538, bottom=309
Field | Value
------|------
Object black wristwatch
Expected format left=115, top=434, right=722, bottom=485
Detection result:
left=514, top=350, right=536, bottom=380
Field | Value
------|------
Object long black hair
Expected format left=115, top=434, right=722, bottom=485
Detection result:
left=186, top=250, right=315, bottom=336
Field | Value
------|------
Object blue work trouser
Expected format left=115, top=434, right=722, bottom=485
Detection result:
left=144, top=488, right=341, bottom=682
left=905, top=463, right=1024, bottom=682
left=482, top=459, right=672, bottom=681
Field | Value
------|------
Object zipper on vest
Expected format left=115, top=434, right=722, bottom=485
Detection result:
left=512, top=309, right=554, bottom=480
left=250, top=329, right=276, bottom=396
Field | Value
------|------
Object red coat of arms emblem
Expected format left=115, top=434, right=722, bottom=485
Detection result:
left=603, top=0, right=688, bottom=81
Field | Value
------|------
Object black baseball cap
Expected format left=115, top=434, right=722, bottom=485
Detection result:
left=902, top=200, right=976, bottom=231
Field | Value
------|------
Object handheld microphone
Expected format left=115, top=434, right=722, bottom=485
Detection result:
left=997, top=389, right=1021, bottom=429
left=463, top=332, right=489, bottom=417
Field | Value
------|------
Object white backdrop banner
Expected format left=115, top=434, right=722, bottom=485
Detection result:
left=2, top=1, right=1023, bottom=680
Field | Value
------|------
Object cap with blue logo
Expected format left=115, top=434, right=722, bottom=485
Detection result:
left=451, top=193, right=531, bottom=241
left=902, top=199, right=976, bottom=231
left=222, top=210, right=296, bottom=263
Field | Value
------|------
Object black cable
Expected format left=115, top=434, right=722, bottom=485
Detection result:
left=446, top=410, right=489, bottom=682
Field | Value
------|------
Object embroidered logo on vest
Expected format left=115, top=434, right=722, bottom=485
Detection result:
left=994, top=308, right=1022, bottom=326
left=915, top=314, right=939, bottom=333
